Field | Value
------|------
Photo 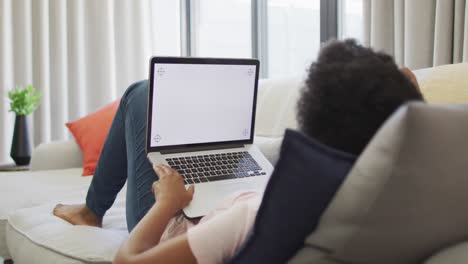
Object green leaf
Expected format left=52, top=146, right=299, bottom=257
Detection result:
left=7, top=85, right=42, bottom=115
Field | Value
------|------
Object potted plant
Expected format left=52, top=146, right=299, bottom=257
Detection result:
left=7, top=85, right=41, bottom=165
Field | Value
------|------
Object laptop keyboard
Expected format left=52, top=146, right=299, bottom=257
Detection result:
left=166, top=151, right=266, bottom=184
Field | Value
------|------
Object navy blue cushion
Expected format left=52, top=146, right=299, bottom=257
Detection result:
left=230, top=129, right=356, bottom=264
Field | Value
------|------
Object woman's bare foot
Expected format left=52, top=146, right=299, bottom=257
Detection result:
left=53, top=204, right=102, bottom=227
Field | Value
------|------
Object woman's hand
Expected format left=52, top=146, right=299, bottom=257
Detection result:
left=115, top=164, right=197, bottom=264
left=152, top=164, right=195, bottom=214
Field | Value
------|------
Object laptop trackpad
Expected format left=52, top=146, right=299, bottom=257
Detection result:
left=182, top=180, right=258, bottom=219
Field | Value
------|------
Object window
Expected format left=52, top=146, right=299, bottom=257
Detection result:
left=192, top=0, right=251, bottom=58
left=150, top=0, right=181, bottom=55
left=267, top=0, right=321, bottom=77
left=153, top=0, right=364, bottom=78
left=339, top=0, right=364, bottom=42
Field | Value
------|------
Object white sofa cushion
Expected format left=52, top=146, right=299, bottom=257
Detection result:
left=255, top=76, right=304, bottom=137
left=254, top=136, right=283, bottom=165
left=419, top=63, right=468, bottom=104
left=7, top=202, right=128, bottom=264
left=0, top=169, right=93, bottom=221
left=30, top=140, right=82, bottom=171
left=0, top=168, right=92, bottom=259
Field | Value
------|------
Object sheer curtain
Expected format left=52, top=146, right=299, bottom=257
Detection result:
left=363, top=0, right=468, bottom=69
left=0, top=0, right=165, bottom=164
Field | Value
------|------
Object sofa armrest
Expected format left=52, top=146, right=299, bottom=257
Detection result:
left=30, top=140, right=82, bottom=171
left=256, top=76, right=303, bottom=138
left=424, top=242, right=468, bottom=264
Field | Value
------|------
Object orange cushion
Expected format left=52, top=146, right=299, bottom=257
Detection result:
left=66, top=99, right=120, bottom=176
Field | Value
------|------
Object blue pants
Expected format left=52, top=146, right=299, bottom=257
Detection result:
left=86, top=80, right=157, bottom=231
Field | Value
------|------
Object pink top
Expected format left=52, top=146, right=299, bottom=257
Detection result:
left=160, top=191, right=261, bottom=263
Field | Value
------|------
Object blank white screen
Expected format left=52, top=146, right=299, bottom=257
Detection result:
left=150, top=63, right=256, bottom=147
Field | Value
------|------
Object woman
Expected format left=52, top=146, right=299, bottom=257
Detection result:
left=54, top=39, right=423, bottom=263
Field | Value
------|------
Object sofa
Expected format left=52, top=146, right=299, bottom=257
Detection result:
left=1, top=63, right=467, bottom=263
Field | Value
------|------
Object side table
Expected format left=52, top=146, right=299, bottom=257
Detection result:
left=0, top=163, right=30, bottom=172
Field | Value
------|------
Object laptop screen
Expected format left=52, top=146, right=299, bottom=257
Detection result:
left=148, top=58, right=258, bottom=150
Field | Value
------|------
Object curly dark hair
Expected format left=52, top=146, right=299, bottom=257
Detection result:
left=297, top=39, right=424, bottom=155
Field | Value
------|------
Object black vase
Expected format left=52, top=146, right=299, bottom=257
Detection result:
left=10, top=115, right=31, bottom=166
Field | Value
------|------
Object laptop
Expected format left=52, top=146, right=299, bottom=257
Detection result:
left=146, top=57, right=274, bottom=218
